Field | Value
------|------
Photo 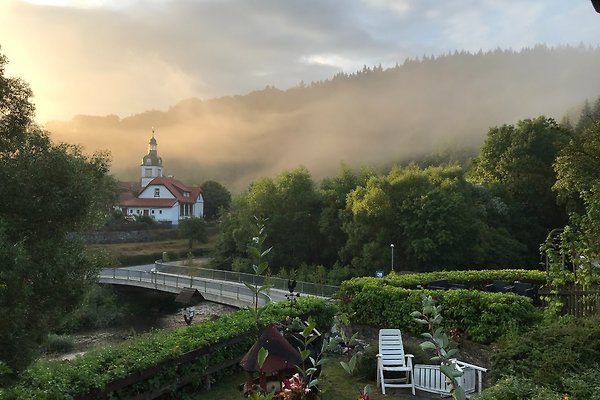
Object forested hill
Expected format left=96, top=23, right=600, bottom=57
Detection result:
left=47, top=45, right=600, bottom=190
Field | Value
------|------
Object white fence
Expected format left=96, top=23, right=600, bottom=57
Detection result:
left=413, top=360, right=487, bottom=396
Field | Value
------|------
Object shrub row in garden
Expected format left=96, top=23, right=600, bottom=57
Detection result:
left=2, top=297, right=335, bottom=400
left=381, top=269, right=548, bottom=288
left=339, top=277, right=541, bottom=343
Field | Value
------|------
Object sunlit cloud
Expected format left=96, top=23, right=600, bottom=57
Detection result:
left=365, top=0, right=410, bottom=16
left=299, top=54, right=363, bottom=71
left=1, top=0, right=600, bottom=123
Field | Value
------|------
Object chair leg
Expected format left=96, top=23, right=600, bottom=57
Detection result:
left=380, top=368, right=386, bottom=395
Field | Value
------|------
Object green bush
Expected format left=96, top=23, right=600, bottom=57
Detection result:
left=352, top=344, right=379, bottom=380
left=491, top=317, right=600, bottom=393
left=379, top=269, right=548, bottom=289
left=4, top=297, right=335, bottom=399
left=44, top=334, right=75, bottom=354
left=474, top=376, right=563, bottom=400
left=59, top=285, right=127, bottom=333
left=560, top=368, right=600, bottom=400
left=339, top=278, right=540, bottom=343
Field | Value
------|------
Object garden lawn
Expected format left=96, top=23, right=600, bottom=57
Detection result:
left=190, top=355, right=419, bottom=400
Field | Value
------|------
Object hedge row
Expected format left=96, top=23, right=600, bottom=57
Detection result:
left=381, top=269, right=548, bottom=288
left=3, top=297, right=335, bottom=399
left=338, top=278, right=541, bottom=343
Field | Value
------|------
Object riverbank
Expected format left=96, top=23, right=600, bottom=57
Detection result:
left=44, top=286, right=236, bottom=362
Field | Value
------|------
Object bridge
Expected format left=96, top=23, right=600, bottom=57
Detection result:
left=98, top=262, right=339, bottom=308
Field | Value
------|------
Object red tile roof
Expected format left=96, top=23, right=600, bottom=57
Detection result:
left=146, top=176, right=202, bottom=204
left=117, top=176, right=202, bottom=208
left=120, top=198, right=177, bottom=207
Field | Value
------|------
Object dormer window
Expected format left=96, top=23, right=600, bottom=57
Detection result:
left=183, top=192, right=190, bottom=197
left=154, top=188, right=160, bottom=197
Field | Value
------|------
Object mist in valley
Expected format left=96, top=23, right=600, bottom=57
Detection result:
left=47, top=45, right=600, bottom=191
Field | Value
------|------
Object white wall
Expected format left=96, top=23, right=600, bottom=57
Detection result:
left=124, top=203, right=180, bottom=225
left=138, top=184, right=175, bottom=199
left=194, top=194, right=204, bottom=218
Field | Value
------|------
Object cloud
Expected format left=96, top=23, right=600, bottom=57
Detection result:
left=1, top=0, right=600, bottom=122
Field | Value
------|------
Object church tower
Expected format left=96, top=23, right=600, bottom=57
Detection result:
left=140, top=128, right=164, bottom=188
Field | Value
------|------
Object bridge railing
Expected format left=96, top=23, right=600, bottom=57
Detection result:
left=99, top=268, right=269, bottom=307
left=154, top=262, right=340, bottom=298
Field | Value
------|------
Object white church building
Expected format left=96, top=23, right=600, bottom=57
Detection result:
left=118, top=131, right=204, bottom=225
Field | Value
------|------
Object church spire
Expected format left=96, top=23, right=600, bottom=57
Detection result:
left=140, top=127, right=163, bottom=187
left=149, top=127, right=157, bottom=152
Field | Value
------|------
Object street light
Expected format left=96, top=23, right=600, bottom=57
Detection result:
left=390, top=244, right=395, bottom=272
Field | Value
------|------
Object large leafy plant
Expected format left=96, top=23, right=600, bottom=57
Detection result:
left=411, top=295, right=465, bottom=400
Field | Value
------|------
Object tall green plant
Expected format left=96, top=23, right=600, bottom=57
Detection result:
left=411, top=296, right=465, bottom=400
left=244, top=216, right=273, bottom=334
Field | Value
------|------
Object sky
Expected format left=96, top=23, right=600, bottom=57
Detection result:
left=1, top=0, right=599, bottom=123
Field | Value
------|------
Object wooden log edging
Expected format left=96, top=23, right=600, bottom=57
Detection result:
left=75, top=331, right=253, bottom=400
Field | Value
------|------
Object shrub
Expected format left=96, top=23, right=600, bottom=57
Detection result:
left=491, top=317, right=600, bottom=393
left=560, top=368, right=600, bottom=400
left=44, top=334, right=75, bottom=354
left=352, top=343, right=379, bottom=380
left=475, top=376, right=563, bottom=400
left=59, top=285, right=127, bottom=333
left=380, top=269, right=548, bottom=289
left=339, top=278, right=540, bottom=343
left=5, top=297, right=335, bottom=399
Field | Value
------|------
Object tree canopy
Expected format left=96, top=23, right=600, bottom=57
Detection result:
left=200, top=180, right=231, bottom=220
left=0, top=50, right=116, bottom=373
left=179, top=217, right=208, bottom=250
left=467, top=117, right=570, bottom=260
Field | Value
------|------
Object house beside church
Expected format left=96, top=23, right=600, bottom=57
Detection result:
left=117, top=131, right=204, bottom=225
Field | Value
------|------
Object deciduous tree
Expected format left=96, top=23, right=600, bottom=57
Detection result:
left=0, top=50, right=116, bottom=373
left=200, top=180, right=231, bottom=221
left=178, top=217, right=208, bottom=250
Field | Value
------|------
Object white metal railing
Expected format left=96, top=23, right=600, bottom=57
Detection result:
left=154, top=262, right=340, bottom=298
left=413, top=360, right=487, bottom=396
left=98, top=268, right=270, bottom=307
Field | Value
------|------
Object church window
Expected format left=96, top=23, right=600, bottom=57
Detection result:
left=154, top=188, right=160, bottom=197
left=145, top=168, right=152, bottom=178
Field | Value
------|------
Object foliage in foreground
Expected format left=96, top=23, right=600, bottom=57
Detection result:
left=0, top=50, right=117, bottom=373
left=1, top=297, right=335, bottom=399
left=490, top=317, right=600, bottom=396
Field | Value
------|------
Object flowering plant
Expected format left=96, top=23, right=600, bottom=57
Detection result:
left=278, top=373, right=312, bottom=400
left=358, top=386, right=370, bottom=400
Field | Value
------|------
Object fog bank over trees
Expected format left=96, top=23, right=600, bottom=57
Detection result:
left=48, top=45, right=600, bottom=190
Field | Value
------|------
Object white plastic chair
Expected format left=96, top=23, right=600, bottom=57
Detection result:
left=377, top=328, right=415, bottom=395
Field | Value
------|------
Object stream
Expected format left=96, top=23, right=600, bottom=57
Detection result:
left=46, top=286, right=237, bottom=361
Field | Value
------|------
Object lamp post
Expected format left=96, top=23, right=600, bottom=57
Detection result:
left=390, top=243, right=395, bottom=272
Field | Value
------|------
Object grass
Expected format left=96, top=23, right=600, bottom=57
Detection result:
left=88, top=226, right=218, bottom=260
left=189, top=355, right=417, bottom=400
left=88, top=239, right=193, bottom=258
